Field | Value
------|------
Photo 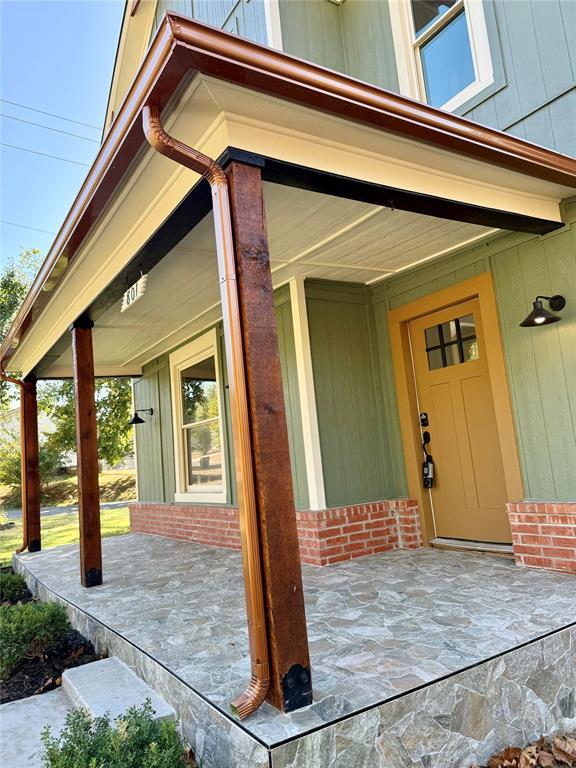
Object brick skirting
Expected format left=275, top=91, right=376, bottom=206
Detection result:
left=129, top=499, right=422, bottom=566
left=507, top=501, right=576, bottom=574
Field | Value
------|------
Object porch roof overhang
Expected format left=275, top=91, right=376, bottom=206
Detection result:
left=3, top=12, right=576, bottom=377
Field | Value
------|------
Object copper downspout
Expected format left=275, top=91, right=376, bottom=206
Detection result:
left=142, top=104, right=269, bottom=719
left=0, top=372, right=28, bottom=553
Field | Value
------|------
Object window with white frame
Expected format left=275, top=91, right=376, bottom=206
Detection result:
left=390, top=0, right=493, bottom=111
left=170, top=330, right=227, bottom=503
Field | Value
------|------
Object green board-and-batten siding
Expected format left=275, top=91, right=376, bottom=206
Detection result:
left=277, top=0, right=399, bottom=93
left=133, top=359, right=176, bottom=503
left=151, top=0, right=268, bottom=45
left=133, top=286, right=309, bottom=509
left=457, top=0, right=576, bottom=157
left=371, top=199, right=576, bottom=503
left=305, top=281, right=401, bottom=507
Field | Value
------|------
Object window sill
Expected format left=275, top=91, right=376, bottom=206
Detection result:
left=174, top=491, right=228, bottom=505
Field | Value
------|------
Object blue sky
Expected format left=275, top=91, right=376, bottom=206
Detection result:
left=0, top=0, right=124, bottom=272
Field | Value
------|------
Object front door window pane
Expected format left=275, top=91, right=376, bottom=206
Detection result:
left=425, top=313, right=479, bottom=370
left=412, top=0, right=458, bottom=36
left=427, top=347, right=444, bottom=370
left=462, top=338, right=479, bottom=362
left=420, top=10, right=475, bottom=107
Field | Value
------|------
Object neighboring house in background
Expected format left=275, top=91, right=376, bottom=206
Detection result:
left=0, top=406, right=53, bottom=437
left=2, top=0, right=576, bottom=726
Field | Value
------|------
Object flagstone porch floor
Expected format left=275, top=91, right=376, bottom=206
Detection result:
left=14, top=534, right=576, bottom=766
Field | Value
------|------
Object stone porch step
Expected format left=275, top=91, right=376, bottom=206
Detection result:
left=62, top=657, right=175, bottom=722
left=431, top=537, right=515, bottom=559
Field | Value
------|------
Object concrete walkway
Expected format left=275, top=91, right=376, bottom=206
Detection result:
left=0, top=689, right=72, bottom=768
left=0, top=658, right=174, bottom=768
left=5, top=499, right=132, bottom=520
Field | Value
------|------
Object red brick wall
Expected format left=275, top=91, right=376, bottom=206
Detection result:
left=130, top=499, right=422, bottom=566
left=129, top=504, right=242, bottom=551
left=508, top=501, right=576, bottom=574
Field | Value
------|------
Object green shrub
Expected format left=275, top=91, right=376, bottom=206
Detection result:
left=41, top=700, right=187, bottom=768
left=0, top=572, right=29, bottom=603
left=0, top=426, right=63, bottom=498
left=0, top=601, right=69, bottom=679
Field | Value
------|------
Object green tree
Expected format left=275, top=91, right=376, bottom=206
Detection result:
left=0, top=424, right=63, bottom=492
left=39, top=378, right=134, bottom=468
left=0, top=248, right=134, bottom=469
left=0, top=249, right=41, bottom=410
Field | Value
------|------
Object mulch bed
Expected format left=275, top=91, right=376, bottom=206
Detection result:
left=1, top=576, right=104, bottom=704
left=476, top=735, right=576, bottom=767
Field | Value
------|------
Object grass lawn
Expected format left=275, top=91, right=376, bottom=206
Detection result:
left=0, top=470, right=135, bottom=510
left=0, top=506, right=130, bottom=567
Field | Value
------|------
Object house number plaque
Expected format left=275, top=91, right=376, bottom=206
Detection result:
left=121, top=274, right=148, bottom=313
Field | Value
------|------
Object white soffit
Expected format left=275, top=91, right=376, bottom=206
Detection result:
left=13, top=72, right=571, bottom=376
left=41, top=183, right=495, bottom=375
left=199, top=77, right=572, bottom=222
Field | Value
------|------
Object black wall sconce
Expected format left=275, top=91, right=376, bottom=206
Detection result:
left=519, top=295, right=566, bottom=327
left=129, top=408, right=153, bottom=425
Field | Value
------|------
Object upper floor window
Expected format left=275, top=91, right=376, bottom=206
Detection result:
left=390, top=0, right=493, bottom=111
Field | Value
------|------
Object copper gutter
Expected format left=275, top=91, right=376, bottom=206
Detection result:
left=0, top=372, right=28, bottom=554
left=142, top=104, right=269, bottom=719
left=3, top=15, right=576, bottom=372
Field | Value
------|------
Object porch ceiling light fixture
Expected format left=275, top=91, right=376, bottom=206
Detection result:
left=129, top=408, right=153, bottom=425
left=519, top=295, right=566, bottom=327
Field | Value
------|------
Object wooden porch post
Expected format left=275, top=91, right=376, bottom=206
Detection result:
left=22, top=375, right=41, bottom=552
left=70, top=318, right=102, bottom=587
left=225, top=161, right=312, bottom=712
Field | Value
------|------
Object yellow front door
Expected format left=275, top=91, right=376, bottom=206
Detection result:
left=409, top=299, right=511, bottom=543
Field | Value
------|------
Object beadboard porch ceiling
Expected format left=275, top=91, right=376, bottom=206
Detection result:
left=39, top=181, right=494, bottom=376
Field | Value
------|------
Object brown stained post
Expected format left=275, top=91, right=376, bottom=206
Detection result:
left=226, top=161, right=312, bottom=712
left=70, top=318, right=102, bottom=587
left=23, top=375, right=41, bottom=552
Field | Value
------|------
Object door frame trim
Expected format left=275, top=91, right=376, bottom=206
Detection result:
left=388, top=271, right=524, bottom=545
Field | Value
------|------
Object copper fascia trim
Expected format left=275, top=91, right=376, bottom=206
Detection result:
left=3, top=12, right=576, bottom=369
left=168, top=15, right=576, bottom=187
left=0, top=372, right=27, bottom=553
left=142, top=104, right=270, bottom=719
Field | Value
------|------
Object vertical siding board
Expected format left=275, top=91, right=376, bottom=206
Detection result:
left=275, top=300, right=310, bottom=509
left=158, top=365, right=176, bottom=502
left=366, top=296, right=396, bottom=496
left=515, top=109, right=557, bottom=153
left=278, top=0, right=345, bottom=72
left=490, top=246, right=552, bottom=499
left=511, top=239, right=576, bottom=498
left=529, top=0, right=573, bottom=97
left=489, top=1, right=523, bottom=129
left=548, top=90, right=576, bottom=157
left=151, top=0, right=267, bottom=46
left=499, top=0, right=547, bottom=114
left=371, top=298, right=408, bottom=497
left=218, top=327, right=236, bottom=505
left=133, top=372, right=165, bottom=502
left=340, top=0, right=399, bottom=91
left=559, top=0, right=576, bottom=77
left=307, top=287, right=391, bottom=507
